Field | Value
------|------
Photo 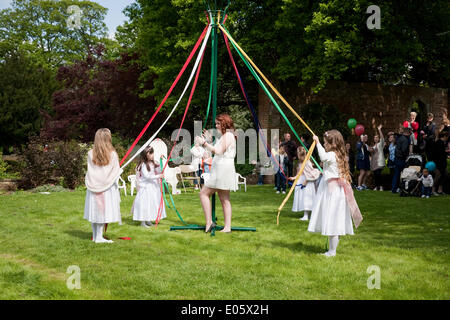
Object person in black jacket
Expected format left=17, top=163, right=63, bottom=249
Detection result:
left=431, top=131, right=449, bottom=195
left=422, top=113, right=436, bottom=162
left=391, top=127, right=411, bottom=193
left=346, top=142, right=355, bottom=182
left=280, top=133, right=298, bottom=179
left=275, top=145, right=290, bottom=194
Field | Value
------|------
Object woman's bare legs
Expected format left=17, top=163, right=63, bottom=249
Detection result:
left=218, top=190, right=232, bottom=232
left=199, top=186, right=215, bottom=231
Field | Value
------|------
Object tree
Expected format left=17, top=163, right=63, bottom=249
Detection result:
left=42, top=45, right=156, bottom=142
left=120, top=0, right=450, bottom=97
left=0, top=0, right=109, bottom=69
left=0, top=47, right=58, bottom=152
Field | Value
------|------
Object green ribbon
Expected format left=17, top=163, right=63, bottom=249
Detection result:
left=220, top=24, right=323, bottom=173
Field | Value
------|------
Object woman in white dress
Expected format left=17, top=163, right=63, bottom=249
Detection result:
left=132, top=146, right=166, bottom=226
left=290, top=147, right=321, bottom=221
left=308, top=130, right=363, bottom=257
left=196, top=114, right=237, bottom=233
left=84, top=128, right=122, bottom=244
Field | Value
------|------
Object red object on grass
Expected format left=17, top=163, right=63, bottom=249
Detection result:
left=118, top=237, right=131, bottom=240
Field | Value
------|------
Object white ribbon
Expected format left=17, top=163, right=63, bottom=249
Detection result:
left=121, top=25, right=213, bottom=170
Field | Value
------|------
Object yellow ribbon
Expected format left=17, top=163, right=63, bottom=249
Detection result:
left=218, top=25, right=316, bottom=137
left=277, top=141, right=316, bottom=225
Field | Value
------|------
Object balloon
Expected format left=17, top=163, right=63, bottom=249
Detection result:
left=347, top=118, right=357, bottom=129
left=403, top=121, right=410, bottom=128
left=355, top=124, right=365, bottom=136
left=425, top=161, right=436, bottom=172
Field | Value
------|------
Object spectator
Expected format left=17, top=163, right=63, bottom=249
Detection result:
left=369, top=125, right=386, bottom=191
left=275, top=145, right=289, bottom=194
left=392, top=127, right=411, bottom=193
left=271, top=139, right=280, bottom=190
left=345, top=142, right=355, bottom=182
left=418, top=168, right=433, bottom=198
left=384, top=131, right=396, bottom=189
left=422, top=113, right=436, bottom=162
left=356, top=134, right=370, bottom=191
left=281, top=133, right=298, bottom=179
left=431, top=131, right=448, bottom=195
left=254, top=160, right=264, bottom=185
left=405, top=111, right=419, bottom=153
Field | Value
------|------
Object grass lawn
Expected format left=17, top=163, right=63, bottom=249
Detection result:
left=0, top=185, right=448, bottom=300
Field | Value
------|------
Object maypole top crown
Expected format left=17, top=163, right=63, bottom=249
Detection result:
left=203, top=0, right=230, bottom=24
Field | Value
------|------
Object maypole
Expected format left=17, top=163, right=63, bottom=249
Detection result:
left=170, top=0, right=256, bottom=235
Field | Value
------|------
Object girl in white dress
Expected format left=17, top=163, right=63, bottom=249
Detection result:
left=132, top=146, right=166, bottom=227
left=196, top=114, right=237, bottom=233
left=308, top=130, right=363, bottom=257
left=290, top=147, right=320, bottom=221
left=84, top=128, right=122, bottom=244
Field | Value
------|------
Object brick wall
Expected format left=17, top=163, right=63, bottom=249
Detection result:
left=258, top=81, right=449, bottom=183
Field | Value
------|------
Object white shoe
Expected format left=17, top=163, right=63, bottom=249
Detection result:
left=276, top=191, right=280, bottom=194
left=379, top=186, right=383, bottom=191
left=321, top=251, right=336, bottom=257
left=95, top=238, right=114, bottom=244
left=421, top=195, right=426, bottom=198
left=373, top=187, right=378, bottom=191
left=426, top=196, right=429, bottom=198
left=300, top=216, right=309, bottom=221
left=282, top=191, right=286, bottom=194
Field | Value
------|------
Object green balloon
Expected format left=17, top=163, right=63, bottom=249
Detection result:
left=347, top=118, right=357, bottom=129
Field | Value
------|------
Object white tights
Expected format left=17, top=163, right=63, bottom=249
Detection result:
left=301, top=210, right=311, bottom=220
left=91, top=223, right=113, bottom=243
left=324, top=235, right=339, bottom=257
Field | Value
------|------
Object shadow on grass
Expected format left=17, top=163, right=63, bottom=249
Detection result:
left=65, top=229, right=91, bottom=240
left=269, top=240, right=324, bottom=254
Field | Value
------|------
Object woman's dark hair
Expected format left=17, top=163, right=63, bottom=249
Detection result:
left=137, top=146, right=159, bottom=172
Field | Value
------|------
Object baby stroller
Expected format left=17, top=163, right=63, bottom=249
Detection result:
left=399, top=154, right=423, bottom=197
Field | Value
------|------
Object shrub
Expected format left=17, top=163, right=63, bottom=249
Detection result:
left=32, top=184, right=69, bottom=193
left=51, top=140, right=88, bottom=189
left=0, top=153, right=9, bottom=179
left=19, top=136, right=56, bottom=188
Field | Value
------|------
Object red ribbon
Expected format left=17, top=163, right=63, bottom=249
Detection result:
left=120, top=24, right=209, bottom=166
left=155, top=36, right=206, bottom=228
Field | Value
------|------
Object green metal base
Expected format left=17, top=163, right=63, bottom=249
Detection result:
left=170, top=224, right=256, bottom=236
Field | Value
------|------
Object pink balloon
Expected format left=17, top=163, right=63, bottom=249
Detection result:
left=355, top=124, right=365, bottom=136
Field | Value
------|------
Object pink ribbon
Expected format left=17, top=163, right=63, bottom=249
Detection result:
left=94, top=192, right=105, bottom=216
left=328, top=178, right=363, bottom=228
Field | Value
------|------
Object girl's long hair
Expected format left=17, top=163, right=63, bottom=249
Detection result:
left=296, top=146, right=307, bottom=163
left=137, top=146, right=159, bottom=173
left=92, top=128, right=116, bottom=166
left=324, top=130, right=352, bottom=183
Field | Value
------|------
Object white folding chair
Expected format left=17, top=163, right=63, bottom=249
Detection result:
left=117, top=176, right=127, bottom=196
left=235, top=173, right=247, bottom=192
left=200, top=172, right=211, bottom=185
left=128, top=175, right=136, bottom=196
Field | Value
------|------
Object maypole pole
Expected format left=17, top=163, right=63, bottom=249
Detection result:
left=170, top=0, right=255, bottom=235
